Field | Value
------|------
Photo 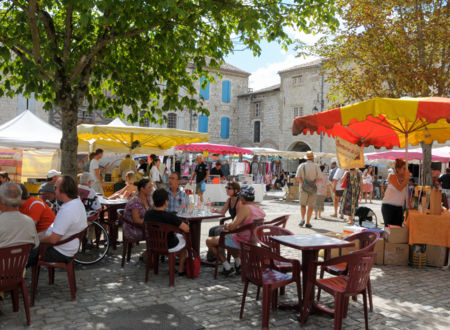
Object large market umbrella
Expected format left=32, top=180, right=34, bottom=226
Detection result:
left=175, top=142, right=252, bottom=155
left=292, top=97, right=450, bottom=163
left=78, top=122, right=209, bottom=154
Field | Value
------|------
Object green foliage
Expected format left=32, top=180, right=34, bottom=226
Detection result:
left=300, top=0, right=449, bottom=106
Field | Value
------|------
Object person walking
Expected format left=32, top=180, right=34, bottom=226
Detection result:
left=89, top=148, right=105, bottom=194
left=339, top=168, right=363, bottom=225
left=295, top=151, right=321, bottom=228
left=189, top=154, right=209, bottom=203
left=331, top=166, right=346, bottom=218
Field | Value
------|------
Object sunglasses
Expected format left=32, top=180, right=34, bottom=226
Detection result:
left=225, top=187, right=233, bottom=190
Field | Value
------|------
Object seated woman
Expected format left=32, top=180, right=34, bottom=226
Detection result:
left=109, top=171, right=137, bottom=200
left=206, top=185, right=266, bottom=276
left=123, top=179, right=152, bottom=241
left=211, top=182, right=242, bottom=219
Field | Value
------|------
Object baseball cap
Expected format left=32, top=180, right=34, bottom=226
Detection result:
left=240, top=184, right=255, bottom=201
left=47, top=169, right=61, bottom=178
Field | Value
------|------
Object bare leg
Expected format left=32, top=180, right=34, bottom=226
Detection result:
left=301, top=205, right=306, bottom=221
left=206, top=237, right=226, bottom=262
left=306, top=206, right=314, bottom=224
left=178, top=249, right=187, bottom=272
left=369, top=191, right=373, bottom=203
left=333, top=196, right=340, bottom=216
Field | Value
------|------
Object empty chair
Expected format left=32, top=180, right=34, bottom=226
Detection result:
left=239, top=242, right=302, bottom=330
left=313, top=252, right=377, bottom=330
left=0, top=244, right=33, bottom=326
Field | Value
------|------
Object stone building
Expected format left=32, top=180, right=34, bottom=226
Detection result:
left=236, top=59, right=335, bottom=154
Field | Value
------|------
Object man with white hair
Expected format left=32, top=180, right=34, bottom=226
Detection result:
left=78, top=173, right=102, bottom=211
left=189, top=154, right=209, bottom=202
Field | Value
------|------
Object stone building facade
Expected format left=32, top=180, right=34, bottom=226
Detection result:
left=236, top=59, right=335, bottom=154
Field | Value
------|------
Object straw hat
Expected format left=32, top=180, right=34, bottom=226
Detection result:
left=304, top=151, right=314, bottom=160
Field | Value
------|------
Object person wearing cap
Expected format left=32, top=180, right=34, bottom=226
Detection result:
left=38, top=169, right=61, bottom=202
left=19, top=183, right=55, bottom=235
left=296, top=151, right=321, bottom=228
left=78, top=173, right=102, bottom=211
left=206, top=184, right=266, bottom=276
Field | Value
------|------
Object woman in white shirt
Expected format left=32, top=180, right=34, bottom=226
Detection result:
left=381, top=159, right=409, bottom=228
left=150, top=158, right=163, bottom=188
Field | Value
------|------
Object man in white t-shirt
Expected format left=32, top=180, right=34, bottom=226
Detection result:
left=89, top=148, right=104, bottom=194
left=296, top=151, right=321, bottom=228
left=32, top=176, right=87, bottom=264
left=332, top=167, right=346, bottom=218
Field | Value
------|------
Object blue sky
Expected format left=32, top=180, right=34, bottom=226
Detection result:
left=224, top=28, right=321, bottom=91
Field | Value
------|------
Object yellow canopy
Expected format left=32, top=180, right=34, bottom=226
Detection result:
left=78, top=123, right=209, bottom=154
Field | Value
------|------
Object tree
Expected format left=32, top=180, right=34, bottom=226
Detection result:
left=301, top=0, right=449, bottom=185
left=0, top=0, right=337, bottom=177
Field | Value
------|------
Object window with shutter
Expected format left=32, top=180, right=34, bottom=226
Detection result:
left=293, top=106, right=304, bottom=118
left=198, top=115, right=209, bottom=133
left=222, top=80, right=231, bottom=103
left=167, top=113, right=177, bottom=128
left=199, top=77, right=210, bottom=100
left=220, top=117, right=230, bottom=139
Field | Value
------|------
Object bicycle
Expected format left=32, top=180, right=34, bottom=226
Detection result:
left=74, top=211, right=110, bottom=265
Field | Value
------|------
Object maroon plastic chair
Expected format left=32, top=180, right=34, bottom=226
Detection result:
left=0, top=244, right=33, bottom=326
left=219, top=216, right=232, bottom=225
left=239, top=242, right=302, bottom=330
left=262, top=215, right=290, bottom=228
left=313, top=252, right=377, bottom=330
left=317, top=231, right=380, bottom=312
left=118, top=209, right=145, bottom=267
left=144, top=222, right=191, bottom=287
left=213, top=219, right=263, bottom=279
left=253, top=225, right=297, bottom=297
left=31, top=229, right=86, bottom=306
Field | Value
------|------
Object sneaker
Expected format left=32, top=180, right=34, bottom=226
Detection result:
left=305, top=223, right=312, bottom=228
left=221, top=267, right=235, bottom=277
left=299, top=220, right=305, bottom=227
left=235, top=265, right=241, bottom=275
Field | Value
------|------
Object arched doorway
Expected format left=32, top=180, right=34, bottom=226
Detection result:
left=288, top=141, right=311, bottom=152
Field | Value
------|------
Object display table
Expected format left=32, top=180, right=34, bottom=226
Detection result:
left=203, top=183, right=265, bottom=203
left=404, top=210, right=450, bottom=247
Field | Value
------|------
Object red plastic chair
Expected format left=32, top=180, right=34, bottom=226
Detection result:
left=31, top=229, right=86, bottom=306
left=262, top=215, right=290, bottom=228
left=213, top=219, right=263, bottom=279
left=253, top=225, right=297, bottom=297
left=118, top=209, right=145, bottom=267
left=0, top=244, right=33, bottom=326
left=313, top=252, right=377, bottom=330
left=144, top=222, right=192, bottom=287
left=317, top=231, right=380, bottom=312
left=239, top=242, right=302, bottom=330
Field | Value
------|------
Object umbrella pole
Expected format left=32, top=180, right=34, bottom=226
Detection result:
left=405, top=133, right=409, bottom=214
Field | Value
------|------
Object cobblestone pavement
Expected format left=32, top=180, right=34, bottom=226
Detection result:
left=1, top=192, right=449, bottom=329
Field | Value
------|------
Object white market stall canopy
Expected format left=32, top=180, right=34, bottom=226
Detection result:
left=0, top=110, right=62, bottom=149
left=246, top=147, right=334, bottom=160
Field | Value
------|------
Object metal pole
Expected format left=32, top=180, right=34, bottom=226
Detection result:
left=319, top=74, right=324, bottom=152
left=189, top=109, right=193, bottom=131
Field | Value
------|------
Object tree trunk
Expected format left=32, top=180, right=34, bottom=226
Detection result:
left=421, top=142, right=432, bottom=186
left=60, top=102, right=79, bottom=178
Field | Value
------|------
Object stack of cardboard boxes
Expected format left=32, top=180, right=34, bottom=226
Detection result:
left=286, top=178, right=299, bottom=201
left=384, top=227, right=409, bottom=265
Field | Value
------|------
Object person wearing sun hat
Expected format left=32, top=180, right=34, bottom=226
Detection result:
left=296, top=151, right=321, bottom=228
left=206, top=184, right=266, bottom=276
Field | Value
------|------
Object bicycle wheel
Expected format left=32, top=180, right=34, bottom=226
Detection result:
left=74, top=221, right=110, bottom=265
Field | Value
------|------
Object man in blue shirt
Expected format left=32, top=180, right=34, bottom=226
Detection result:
left=167, top=172, right=190, bottom=213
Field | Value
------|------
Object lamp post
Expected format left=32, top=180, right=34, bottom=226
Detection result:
left=312, top=75, right=325, bottom=152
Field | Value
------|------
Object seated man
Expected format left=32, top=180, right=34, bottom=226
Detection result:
left=78, top=173, right=102, bottom=212
left=0, top=183, right=40, bottom=305
left=38, top=169, right=61, bottom=202
left=166, top=172, right=190, bottom=214
left=19, top=184, right=55, bottom=235
left=206, top=185, right=266, bottom=276
left=144, top=188, right=190, bottom=275
left=29, top=175, right=87, bottom=266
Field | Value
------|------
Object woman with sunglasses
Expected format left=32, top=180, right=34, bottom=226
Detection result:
left=211, top=182, right=242, bottom=219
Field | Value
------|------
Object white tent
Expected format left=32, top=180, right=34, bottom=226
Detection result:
left=0, top=110, right=62, bottom=149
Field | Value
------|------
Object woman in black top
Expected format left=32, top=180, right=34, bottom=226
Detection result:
left=212, top=182, right=242, bottom=219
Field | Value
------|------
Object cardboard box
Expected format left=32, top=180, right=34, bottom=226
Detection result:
left=385, top=227, right=409, bottom=244
left=319, top=233, right=342, bottom=259
left=341, top=240, right=360, bottom=256
left=426, top=245, right=448, bottom=267
left=374, top=238, right=385, bottom=265
left=384, top=242, right=409, bottom=266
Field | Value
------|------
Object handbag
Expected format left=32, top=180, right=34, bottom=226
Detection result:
left=201, top=181, right=206, bottom=192
left=301, top=166, right=317, bottom=194
left=340, top=172, right=349, bottom=189
left=186, top=248, right=201, bottom=278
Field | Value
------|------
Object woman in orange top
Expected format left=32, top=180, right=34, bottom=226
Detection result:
left=18, top=184, right=55, bottom=234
